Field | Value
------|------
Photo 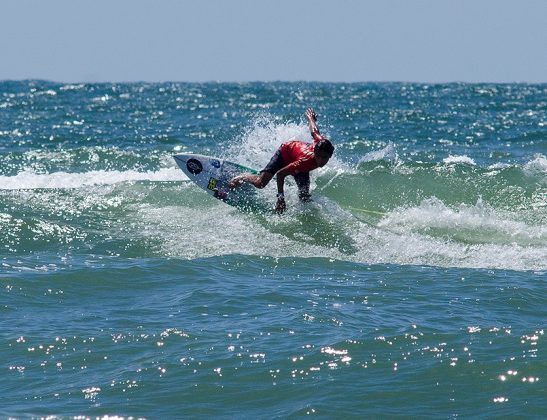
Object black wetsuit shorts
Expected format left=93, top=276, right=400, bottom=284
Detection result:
left=262, top=148, right=310, bottom=194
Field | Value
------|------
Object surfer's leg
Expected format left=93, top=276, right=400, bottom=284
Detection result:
left=251, top=171, right=273, bottom=188
left=230, top=148, right=284, bottom=189
left=294, top=172, right=311, bottom=201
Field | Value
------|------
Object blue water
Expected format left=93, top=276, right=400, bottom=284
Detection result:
left=1, top=81, right=546, bottom=418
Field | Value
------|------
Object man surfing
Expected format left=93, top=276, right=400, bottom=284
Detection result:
left=229, top=108, right=334, bottom=214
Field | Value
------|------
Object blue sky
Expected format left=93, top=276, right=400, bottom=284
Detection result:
left=1, top=0, right=546, bottom=83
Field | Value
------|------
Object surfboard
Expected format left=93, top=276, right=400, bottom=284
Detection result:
left=173, top=153, right=259, bottom=204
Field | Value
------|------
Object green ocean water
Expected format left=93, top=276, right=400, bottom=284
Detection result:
left=0, top=81, right=546, bottom=418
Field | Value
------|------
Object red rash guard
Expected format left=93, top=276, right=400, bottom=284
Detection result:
left=279, top=132, right=324, bottom=176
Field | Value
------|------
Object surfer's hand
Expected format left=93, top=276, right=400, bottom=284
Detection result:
left=274, top=197, right=286, bottom=214
left=306, top=108, right=317, bottom=122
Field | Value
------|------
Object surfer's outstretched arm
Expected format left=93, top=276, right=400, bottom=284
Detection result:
left=306, top=108, right=323, bottom=142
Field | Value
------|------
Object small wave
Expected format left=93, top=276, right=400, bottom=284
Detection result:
left=523, top=154, right=547, bottom=181
left=59, top=84, right=85, bottom=91
left=487, top=163, right=512, bottom=170
left=29, top=89, right=58, bottom=97
left=379, top=197, right=546, bottom=246
left=443, top=155, right=476, bottom=166
left=358, top=143, right=399, bottom=165
left=0, top=168, right=185, bottom=190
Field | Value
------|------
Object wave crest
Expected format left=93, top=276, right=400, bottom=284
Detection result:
left=0, top=168, right=184, bottom=190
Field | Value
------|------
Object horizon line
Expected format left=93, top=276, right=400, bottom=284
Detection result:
left=1, top=78, right=546, bottom=85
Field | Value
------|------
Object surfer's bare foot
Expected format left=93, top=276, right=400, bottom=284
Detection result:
left=229, top=176, right=243, bottom=189
left=214, top=188, right=228, bottom=200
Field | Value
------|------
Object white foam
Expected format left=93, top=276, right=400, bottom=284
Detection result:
left=0, top=168, right=186, bottom=190
left=59, top=84, right=85, bottom=91
left=223, top=113, right=346, bottom=171
left=487, top=162, right=512, bottom=170
left=134, top=195, right=547, bottom=271
left=523, top=154, right=547, bottom=181
left=224, top=113, right=311, bottom=169
left=358, top=143, right=399, bottom=165
left=379, top=197, right=547, bottom=246
left=33, top=89, right=57, bottom=97
left=443, top=155, right=476, bottom=166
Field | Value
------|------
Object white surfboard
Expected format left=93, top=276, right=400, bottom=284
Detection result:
left=173, top=153, right=259, bottom=204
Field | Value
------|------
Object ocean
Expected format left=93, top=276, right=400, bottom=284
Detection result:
left=1, top=80, right=545, bottom=418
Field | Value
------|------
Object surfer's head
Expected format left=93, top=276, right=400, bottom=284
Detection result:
left=314, top=139, right=334, bottom=167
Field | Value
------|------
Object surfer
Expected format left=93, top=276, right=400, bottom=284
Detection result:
left=229, top=108, right=334, bottom=214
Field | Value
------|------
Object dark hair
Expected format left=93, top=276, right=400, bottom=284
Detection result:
left=314, top=139, right=334, bottom=157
